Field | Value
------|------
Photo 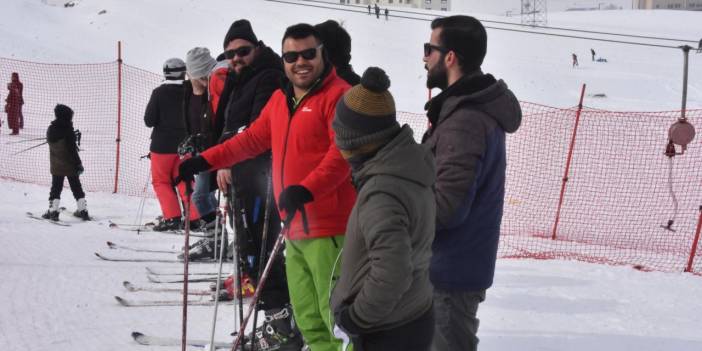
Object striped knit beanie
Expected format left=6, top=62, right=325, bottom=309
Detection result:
left=333, top=67, right=400, bottom=151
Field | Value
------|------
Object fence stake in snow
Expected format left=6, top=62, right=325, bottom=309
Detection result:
left=113, top=41, right=123, bottom=194
left=551, top=84, right=586, bottom=241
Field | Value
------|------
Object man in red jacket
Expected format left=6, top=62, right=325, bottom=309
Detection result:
left=178, top=23, right=355, bottom=351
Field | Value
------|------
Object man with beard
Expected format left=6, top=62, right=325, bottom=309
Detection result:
left=422, top=15, right=522, bottom=351
left=177, top=23, right=354, bottom=351
left=198, top=19, right=301, bottom=351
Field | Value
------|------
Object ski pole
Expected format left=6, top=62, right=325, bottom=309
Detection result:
left=208, top=191, right=227, bottom=351
left=11, top=141, right=47, bottom=155
left=6, top=136, right=46, bottom=144
left=181, top=181, right=194, bottom=351
left=231, top=186, right=246, bottom=346
left=250, top=171, right=273, bottom=350
left=135, top=167, right=151, bottom=232
left=230, top=214, right=292, bottom=351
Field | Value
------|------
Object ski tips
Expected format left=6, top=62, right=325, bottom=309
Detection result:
left=122, top=281, right=135, bottom=291
left=114, top=296, right=128, bottom=306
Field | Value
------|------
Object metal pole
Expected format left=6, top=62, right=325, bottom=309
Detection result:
left=680, top=45, right=691, bottom=121
left=181, top=182, right=193, bottom=351
left=113, top=41, right=123, bottom=193
left=552, top=84, right=587, bottom=240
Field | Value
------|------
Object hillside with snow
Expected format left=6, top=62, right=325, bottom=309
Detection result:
left=1, top=1, right=702, bottom=351
left=1, top=0, right=700, bottom=112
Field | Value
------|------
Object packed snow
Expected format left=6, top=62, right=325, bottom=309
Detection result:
left=1, top=0, right=702, bottom=350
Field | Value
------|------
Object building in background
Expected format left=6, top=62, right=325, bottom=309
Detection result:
left=341, top=0, right=451, bottom=11
left=634, top=0, right=702, bottom=9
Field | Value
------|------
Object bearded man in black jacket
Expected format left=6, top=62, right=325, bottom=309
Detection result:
left=213, top=19, right=302, bottom=351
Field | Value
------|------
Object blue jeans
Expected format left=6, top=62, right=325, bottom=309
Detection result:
left=192, top=171, right=217, bottom=219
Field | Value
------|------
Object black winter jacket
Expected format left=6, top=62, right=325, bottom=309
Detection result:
left=144, top=81, right=188, bottom=154
left=47, top=118, right=82, bottom=176
left=183, top=80, right=218, bottom=152
left=217, top=45, right=284, bottom=141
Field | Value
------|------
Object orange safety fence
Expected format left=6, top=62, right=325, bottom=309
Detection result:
left=1, top=57, right=701, bottom=274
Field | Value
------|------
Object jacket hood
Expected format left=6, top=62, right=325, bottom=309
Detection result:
left=354, top=125, right=435, bottom=188
left=47, top=118, right=73, bottom=143
left=445, top=78, right=522, bottom=133
left=427, top=73, right=522, bottom=134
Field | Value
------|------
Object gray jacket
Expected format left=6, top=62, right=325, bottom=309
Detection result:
left=330, top=125, right=436, bottom=332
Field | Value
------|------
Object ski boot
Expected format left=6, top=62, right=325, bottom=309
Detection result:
left=178, top=236, right=217, bottom=261
left=73, top=198, right=90, bottom=220
left=243, top=305, right=304, bottom=351
left=42, top=199, right=61, bottom=221
left=152, top=217, right=182, bottom=231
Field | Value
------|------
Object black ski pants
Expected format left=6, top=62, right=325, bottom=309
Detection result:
left=231, top=157, right=289, bottom=311
left=49, top=175, right=85, bottom=201
left=354, top=306, right=434, bottom=351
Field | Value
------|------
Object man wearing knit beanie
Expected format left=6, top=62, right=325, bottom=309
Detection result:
left=209, top=19, right=300, bottom=351
left=423, top=15, right=522, bottom=351
left=330, top=67, right=436, bottom=351
left=178, top=47, right=219, bottom=237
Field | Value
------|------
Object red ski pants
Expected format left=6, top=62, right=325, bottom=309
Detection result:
left=150, top=152, right=200, bottom=220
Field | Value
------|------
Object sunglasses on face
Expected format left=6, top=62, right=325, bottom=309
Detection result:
left=282, top=45, right=323, bottom=64
left=424, top=43, right=448, bottom=57
left=224, top=46, right=254, bottom=59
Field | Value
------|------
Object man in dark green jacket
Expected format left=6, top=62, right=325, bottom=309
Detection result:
left=330, top=67, right=436, bottom=351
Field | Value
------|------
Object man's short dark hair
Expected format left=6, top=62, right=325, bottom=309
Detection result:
left=282, top=23, right=322, bottom=47
left=431, top=16, right=487, bottom=74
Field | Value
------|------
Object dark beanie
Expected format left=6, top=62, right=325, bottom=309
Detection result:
left=54, top=104, right=74, bottom=121
left=333, top=67, right=400, bottom=151
left=223, top=19, right=258, bottom=49
left=314, top=20, right=352, bottom=66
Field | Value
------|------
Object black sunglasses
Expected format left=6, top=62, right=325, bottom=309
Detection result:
left=282, top=45, right=323, bottom=64
left=424, top=43, right=448, bottom=57
left=224, top=46, right=254, bottom=59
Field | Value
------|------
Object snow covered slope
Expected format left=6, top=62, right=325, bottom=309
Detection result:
left=0, top=0, right=700, bottom=112
left=1, top=180, right=701, bottom=350
left=1, top=1, right=702, bottom=350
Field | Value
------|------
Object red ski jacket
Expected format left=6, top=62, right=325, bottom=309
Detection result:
left=202, top=68, right=355, bottom=240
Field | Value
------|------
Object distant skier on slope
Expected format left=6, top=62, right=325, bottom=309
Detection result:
left=572, top=53, right=579, bottom=67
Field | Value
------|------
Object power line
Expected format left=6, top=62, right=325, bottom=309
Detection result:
left=288, top=0, right=698, bottom=47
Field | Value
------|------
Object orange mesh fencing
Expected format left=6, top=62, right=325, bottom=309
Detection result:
left=1, top=57, right=701, bottom=273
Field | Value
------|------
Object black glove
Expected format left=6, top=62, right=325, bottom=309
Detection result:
left=278, top=185, right=313, bottom=216
left=176, top=156, right=212, bottom=184
left=77, top=164, right=84, bottom=175
left=335, top=303, right=363, bottom=337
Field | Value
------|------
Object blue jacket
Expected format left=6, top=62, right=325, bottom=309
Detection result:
left=422, top=73, right=522, bottom=291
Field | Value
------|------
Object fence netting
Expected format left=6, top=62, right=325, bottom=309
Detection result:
left=1, top=57, right=701, bottom=274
